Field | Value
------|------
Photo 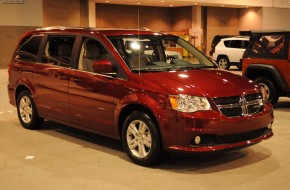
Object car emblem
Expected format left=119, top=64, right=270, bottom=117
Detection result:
left=239, top=95, right=248, bottom=116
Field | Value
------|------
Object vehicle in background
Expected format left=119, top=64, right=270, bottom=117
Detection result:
left=242, top=30, right=290, bottom=105
left=212, top=36, right=249, bottom=70
left=209, top=35, right=233, bottom=56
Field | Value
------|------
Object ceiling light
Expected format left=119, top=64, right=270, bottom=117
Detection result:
left=170, top=4, right=173, bottom=7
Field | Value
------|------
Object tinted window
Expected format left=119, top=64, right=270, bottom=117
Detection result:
left=252, top=35, right=285, bottom=55
left=224, top=40, right=246, bottom=49
left=245, top=34, right=289, bottom=59
left=224, top=40, right=231, bottom=47
left=15, top=35, right=42, bottom=62
left=231, top=40, right=242, bottom=48
left=42, top=36, right=75, bottom=67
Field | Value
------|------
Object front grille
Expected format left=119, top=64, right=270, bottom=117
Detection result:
left=220, top=127, right=269, bottom=144
left=213, top=93, right=264, bottom=117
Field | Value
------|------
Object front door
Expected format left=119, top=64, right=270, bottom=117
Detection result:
left=69, top=37, right=115, bottom=134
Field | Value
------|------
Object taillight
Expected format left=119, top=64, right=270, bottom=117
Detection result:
left=8, top=63, right=11, bottom=76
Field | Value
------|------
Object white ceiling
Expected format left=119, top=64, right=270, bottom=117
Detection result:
left=95, top=0, right=276, bottom=8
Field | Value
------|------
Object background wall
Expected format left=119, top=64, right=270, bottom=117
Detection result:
left=0, top=1, right=42, bottom=68
left=0, top=1, right=42, bottom=26
left=43, top=0, right=87, bottom=27
left=205, top=7, right=240, bottom=55
left=262, top=7, right=290, bottom=29
left=95, top=4, right=173, bottom=31
left=239, top=8, right=263, bottom=31
left=171, top=7, right=192, bottom=31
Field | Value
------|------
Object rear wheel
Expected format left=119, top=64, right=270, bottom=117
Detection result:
left=256, top=77, right=279, bottom=105
left=17, top=90, right=44, bottom=129
left=122, top=111, right=163, bottom=166
left=217, top=56, right=230, bottom=70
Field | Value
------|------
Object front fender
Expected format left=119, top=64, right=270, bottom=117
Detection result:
left=244, top=64, right=288, bottom=89
left=114, top=92, right=172, bottom=146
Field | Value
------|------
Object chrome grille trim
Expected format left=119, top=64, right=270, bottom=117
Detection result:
left=214, top=94, right=264, bottom=117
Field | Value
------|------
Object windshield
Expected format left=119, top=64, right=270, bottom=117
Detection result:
left=109, top=35, right=216, bottom=73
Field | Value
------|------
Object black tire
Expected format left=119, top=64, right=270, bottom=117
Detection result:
left=256, top=77, right=279, bottom=105
left=122, top=111, right=163, bottom=166
left=17, top=90, right=44, bottom=129
left=217, top=56, right=230, bottom=70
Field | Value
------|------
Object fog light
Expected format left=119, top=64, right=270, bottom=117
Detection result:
left=194, top=136, right=201, bottom=145
left=267, top=123, right=273, bottom=130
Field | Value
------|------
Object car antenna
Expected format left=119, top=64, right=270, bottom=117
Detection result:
left=138, top=9, right=141, bottom=76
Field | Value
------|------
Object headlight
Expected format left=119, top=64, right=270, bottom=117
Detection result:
left=260, top=86, right=267, bottom=101
left=169, top=95, right=211, bottom=113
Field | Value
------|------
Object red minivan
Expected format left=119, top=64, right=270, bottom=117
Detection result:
left=8, top=27, right=274, bottom=166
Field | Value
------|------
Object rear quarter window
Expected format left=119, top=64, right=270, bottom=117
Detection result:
left=15, top=35, right=43, bottom=62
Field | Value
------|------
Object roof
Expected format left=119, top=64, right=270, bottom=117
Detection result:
left=220, top=36, right=249, bottom=41
left=251, top=29, right=290, bottom=34
left=35, top=26, right=167, bottom=36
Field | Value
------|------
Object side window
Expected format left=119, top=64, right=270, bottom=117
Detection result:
left=224, top=40, right=231, bottom=47
left=78, top=37, right=114, bottom=73
left=252, top=34, right=286, bottom=58
left=42, top=36, right=75, bottom=67
left=15, top=35, right=42, bottom=62
left=241, top=40, right=249, bottom=49
left=231, top=40, right=242, bottom=48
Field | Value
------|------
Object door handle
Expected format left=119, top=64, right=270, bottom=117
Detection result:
left=58, top=75, right=69, bottom=80
left=71, top=77, right=81, bottom=82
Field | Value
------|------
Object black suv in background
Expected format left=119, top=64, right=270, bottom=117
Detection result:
left=242, top=30, right=290, bottom=105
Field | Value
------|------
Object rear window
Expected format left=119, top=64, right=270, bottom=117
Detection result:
left=15, top=35, right=43, bottom=62
left=244, top=33, right=288, bottom=59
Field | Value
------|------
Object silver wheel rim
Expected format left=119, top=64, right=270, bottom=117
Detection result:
left=218, top=59, right=228, bottom=69
left=126, top=120, right=152, bottom=158
left=19, top=95, right=33, bottom=124
left=259, top=83, right=270, bottom=100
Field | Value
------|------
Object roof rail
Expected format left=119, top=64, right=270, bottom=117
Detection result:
left=36, top=26, right=84, bottom=31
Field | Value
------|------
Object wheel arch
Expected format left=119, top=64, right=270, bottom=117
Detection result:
left=15, top=84, right=34, bottom=105
left=217, top=54, right=229, bottom=61
left=115, top=94, right=168, bottom=146
left=244, top=64, right=287, bottom=90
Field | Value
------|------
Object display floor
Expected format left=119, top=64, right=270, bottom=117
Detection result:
left=1, top=68, right=289, bottom=190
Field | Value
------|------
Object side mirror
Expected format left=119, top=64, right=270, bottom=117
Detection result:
left=93, top=60, right=114, bottom=74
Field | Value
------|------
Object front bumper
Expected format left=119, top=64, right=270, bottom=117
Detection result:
left=163, top=102, right=274, bottom=153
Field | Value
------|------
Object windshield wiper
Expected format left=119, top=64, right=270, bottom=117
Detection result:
left=131, top=67, right=174, bottom=73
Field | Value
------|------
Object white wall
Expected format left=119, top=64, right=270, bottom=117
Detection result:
left=0, top=0, right=42, bottom=26
left=262, top=7, right=290, bottom=29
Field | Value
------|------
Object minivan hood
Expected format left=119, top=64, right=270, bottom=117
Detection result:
left=139, top=69, right=260, bottom=98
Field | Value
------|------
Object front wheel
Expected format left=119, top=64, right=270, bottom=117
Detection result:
left=122, top=111, right=163, bottom=166
left=17, top=90, right=44, bottom=129
left=256, top=77, right=279, bottom=105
